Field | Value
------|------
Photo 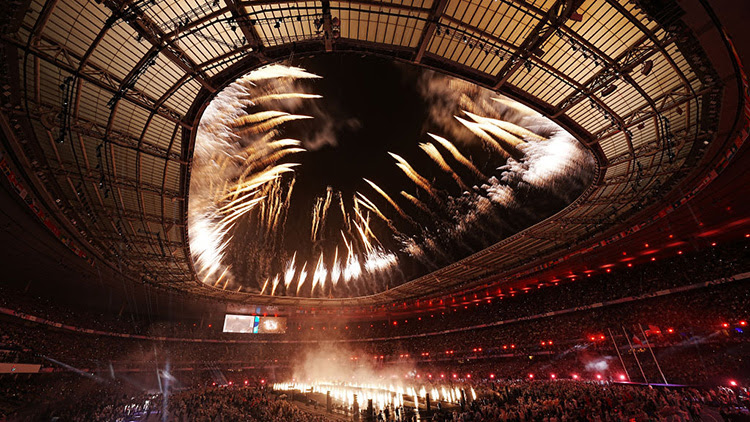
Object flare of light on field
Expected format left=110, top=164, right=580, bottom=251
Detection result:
left=270, top=274, right=281, bottom=296
left=427, top=133, right=486, bottom=180
left=388, top=152, right=439, bottom=200
left=330, top=247, right=341, bottom=286
left=296, top=262, right=308, bottom=295
left=419, top=143, right=469, bottom=190
left=284, top=252, right=297, bottom=289
left=312, top=253, right=327, bottom=293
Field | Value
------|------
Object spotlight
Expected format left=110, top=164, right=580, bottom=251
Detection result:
left=642, top=60, right=653, bottom=76
left=601, top=84, right=617, bottom=96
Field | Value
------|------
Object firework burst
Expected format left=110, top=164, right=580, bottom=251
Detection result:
left=188, top=62, right=594, bottom=298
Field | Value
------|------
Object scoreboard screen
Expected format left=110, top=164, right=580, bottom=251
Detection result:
left=222, top=314, right=287, bottom=333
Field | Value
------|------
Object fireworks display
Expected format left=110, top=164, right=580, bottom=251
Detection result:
left=188, top=57, right=594, bottom=297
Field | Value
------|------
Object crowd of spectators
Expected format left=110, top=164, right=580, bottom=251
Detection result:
left=0, top=238, right=746, bottom=342
left=437, top=380, right=750, bottom=421
left=168, top=386, right=333, bottom=421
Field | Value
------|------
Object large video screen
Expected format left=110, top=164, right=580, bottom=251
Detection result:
left=222, top=314, right=287, bottom=333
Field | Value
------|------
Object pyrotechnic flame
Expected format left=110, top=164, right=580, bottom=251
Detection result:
left=296, top=262, right=308, bottom=295
left=355, top=192, right=397, bottom=232
left=388, top=152, right=439, bottom=201
left=241, top=64, right=322, bottom=82
left=454, top=116, right=509, bottom=158
left=329, top=251, right=340, bottom=288
left=249, top=92, right=323, bottom=104
left=363, top=178, right=410, bottom=221
left=270, top=274, right=280, bottom=296
left=400, top=191, right=432, bottom=215
left=419, top=143, right=469, bottom=190
left=364, top=249, right=397, bottom=273
left=427, top=133, right=486, bottom=180
left=284, top=252, right=297, bottom=289
left=312, top=253, right=327, bottom=294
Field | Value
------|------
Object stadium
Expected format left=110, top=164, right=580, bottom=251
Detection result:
left=0, top=0, right=748, bottom=420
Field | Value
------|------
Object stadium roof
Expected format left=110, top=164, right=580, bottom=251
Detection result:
left=0, top=0, right=744, bottom=307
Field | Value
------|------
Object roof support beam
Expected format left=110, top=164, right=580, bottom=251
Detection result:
left=104, top=0, right=216, bottom=93
left=413, top=0, right=449, bottom=63
left=494, top=0, right=583, bottom=89
left=5, top=32, right=190, bottom=129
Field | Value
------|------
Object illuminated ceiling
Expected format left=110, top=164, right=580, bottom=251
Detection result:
left=0, top=0, right=736, bottom=306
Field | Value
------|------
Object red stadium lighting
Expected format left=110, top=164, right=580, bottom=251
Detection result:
left=711, top=242, right=717, bottom=246
left=590, top=336, right=596, bottom=341
left=261, top=379, right=265, bottom=384
left=730, top=381, right=738, bottom=387
left=244, top=380, right=249, bottom=385
left=619, top=375, right=626, bottom=381
left=600, top=335, right=605, bottom=340
left=511, top=344, right=515, bottom=349
left=490, top=374, right=495, bottom=379
left=627, top=263, right=632, bottom=267
left=440, top=374, right=445, bottom=378
left=606, top=269, right=611, bottom=273
left=667, top=328, right=674, bottom=333
left=596, top=375, right=602, bottom=380
left=572, top=375, right=579, bottom=380
left=722, top=323, right=730, bottom=328
left=212, top=382, right=216, bottom=386
left=466, top=374, right=471, bottom=379
left=228, top=381, right=233, bottom=385
left=528, top=374, right=534, bottom=379
left=452, top=374, right=457, bottom=379
left=678, top=250, right=683, bottom=255
left=550, top=374, right=556, bottom=379
left=740, top=321, right=747, bottom=326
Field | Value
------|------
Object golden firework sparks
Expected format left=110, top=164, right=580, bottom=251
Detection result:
left=427, top=133, right=486, bottom=180
left=400, top=190, right=432, bottom=215
left=454, top=116, right=509, bottom=158
left=363, top=178, right=410, bottom=220
left=388, top=152, right=440, bottom=201
left=419, top=143, right=469, bottom=190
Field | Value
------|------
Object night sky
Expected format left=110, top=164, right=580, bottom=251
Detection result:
left=216, top=54, right=593, bottom=296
